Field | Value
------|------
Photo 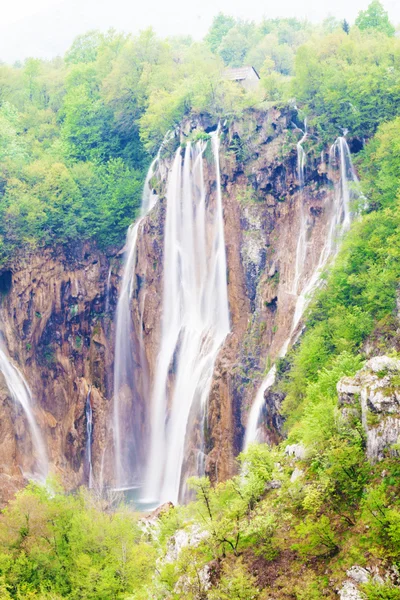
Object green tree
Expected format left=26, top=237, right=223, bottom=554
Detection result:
left=205, top=13, right=236, bottom=53
left=65, top=30, right=104, bottom=64
left=355, top=0, right=395, bottom=36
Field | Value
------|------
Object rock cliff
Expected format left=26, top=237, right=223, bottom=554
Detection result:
left=338, top=356, right=400, bottom=462
left=132, top=108, right=338, bottom=486
left=0, top=107, right=342, bottom=501
left=0, top=244, right=117, bottom=503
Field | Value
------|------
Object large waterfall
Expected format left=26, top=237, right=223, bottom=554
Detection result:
left=244, top=136, right=360, bottom=447
left=113, top=159, right=158, bottom=488
left=143, top=133, right=230, bottom=504
left=0, top=343, right=48, bottom=481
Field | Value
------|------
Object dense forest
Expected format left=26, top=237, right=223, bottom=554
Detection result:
left=0, top=0, right=399, bottom=262
left=1, top=1, right=400, bottom=598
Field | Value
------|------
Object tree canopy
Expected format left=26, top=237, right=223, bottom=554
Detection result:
left=355, top=0, right=395, bottom=36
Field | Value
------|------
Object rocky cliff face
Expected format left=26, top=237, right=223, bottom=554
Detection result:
left=338, top=356, right=400, bottom=462
left=131, top=108, right=337, bottom=485
left=0, top=107, right=340, bottom=501
left=0, top=244, right=118, bottom=504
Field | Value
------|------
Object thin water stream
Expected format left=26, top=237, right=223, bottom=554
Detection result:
left=245, top=137, right=360, bottom=447
left=0, top=341, right=48, bottom=481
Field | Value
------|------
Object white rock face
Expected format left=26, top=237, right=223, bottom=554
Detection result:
left=175, top=564, right=212, bottom=596
left=290, top=467, right=304, bottom=482
left=338, top=581, right=363, bottom=600
left=337, top=357, right=400, bottom=462
left=285, top=443, right=306, bottom=460
left=347, top=566, right=370, bottom=585
left=164, top=525, right=209, bottom=564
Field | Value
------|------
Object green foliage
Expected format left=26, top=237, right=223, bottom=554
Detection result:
left=1, top=12, right=400, bottom=599
left=293, top=514, right=339, bottom=557
left=0, top=484, right=156, bottom=599
left=208, top=560, right=259, bottom=599
left=292, top=29, right=400, bottom=139
left=361, top=582, right=400, bottom=599
left=205, top=13, right=236, bottom=53
left=65, top=31, right=104, bottom=64
left=355, top=0, right=395, bottom=37
left=360, top=117, right=400, bottom=211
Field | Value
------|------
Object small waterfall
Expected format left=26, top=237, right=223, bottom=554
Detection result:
left=143, top=131, right=230, bottom=505
left=0, top=343, right=48, bottom=481
left=105, top=267, right=112, bottom=314
left=244, top=136, right=359, bottom=447
left=113, top=158, right=158, bottom=487
left=291, top=124, right=307, bottom=296
left=85, top=387, right=93, bottom=489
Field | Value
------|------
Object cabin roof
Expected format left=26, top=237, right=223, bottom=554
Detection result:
left=224, top=66, right=260, bottom=81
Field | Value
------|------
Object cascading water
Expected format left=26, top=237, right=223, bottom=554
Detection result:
left=85, top=387, right=93, bottom=489
left=244, top=136, right=360, bottom=447
left=113, top=158, right=159, bottom=488
left=0, top=342, right=48, bottom=481
left=143, top=131, right=230, bottom=505
left=105, top=266, right=112, bottom=315
left=291, top=123, right=307, bottom=296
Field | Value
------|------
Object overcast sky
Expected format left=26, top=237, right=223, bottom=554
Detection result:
left=1, top=0, right=399, bottom=64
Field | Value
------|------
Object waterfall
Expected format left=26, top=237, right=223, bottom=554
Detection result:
left=244, top=136, right=360, bottom=448
left=0, top=343, right=48, bottom=481
left=143, top=132, right=230, bottom=505
left=113, top=159, right=158, bottom=488
left=85, top=387, right=93, bottom=489
left=291, top=124, right=307, bottom=296
left=105, top=266, right=112, bottom=315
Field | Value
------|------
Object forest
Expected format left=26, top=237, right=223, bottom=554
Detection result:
left=1, top=0, right=400, bottom=598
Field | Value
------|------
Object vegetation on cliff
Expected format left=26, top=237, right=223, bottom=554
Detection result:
left=1, top=0, right=400, bottom=598
left=0, top=0, right=399, bottom=264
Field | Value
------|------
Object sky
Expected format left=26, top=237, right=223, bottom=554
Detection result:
left=0, top=0, right=399, bottom=64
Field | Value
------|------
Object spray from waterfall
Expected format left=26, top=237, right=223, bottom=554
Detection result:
left=85, top=386, right=93, bottom=489
left=244, top=136, right=360, bottom=448
left=113, top=158, right=159, bottom=488
left=143, top=130, right=230, bottom=505
left=0, top=342, right=48, bottom=481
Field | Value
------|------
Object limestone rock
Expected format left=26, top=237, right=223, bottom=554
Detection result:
left=338, top=356, right=400, bottom=462
left=338, top=581, right=363, bottom=600
left=347, top=566, right=370, bottom=585
left=0, top=243, right=115, bottom=502
left=285, top=444, right=306, bottom=460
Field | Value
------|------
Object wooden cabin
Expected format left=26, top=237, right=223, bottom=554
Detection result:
left=224, top=66, right=260, bottom=90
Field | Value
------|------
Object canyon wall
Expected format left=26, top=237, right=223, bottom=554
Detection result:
left=0, top=107, right=338, bottom=503
left=0, top=245, right=117, bottom=503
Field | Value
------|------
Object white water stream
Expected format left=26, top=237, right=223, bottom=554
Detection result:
left=143, top=132, right=230, bottom=504
left=85, top=386, right=93, bottom=488
left=113, top=159, right=158, bottom=487
left=244, top=136, right=360, bottom=447
left=0, top=342, right=48, bottom=481
left=291, top=124, right=307, bottom=296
